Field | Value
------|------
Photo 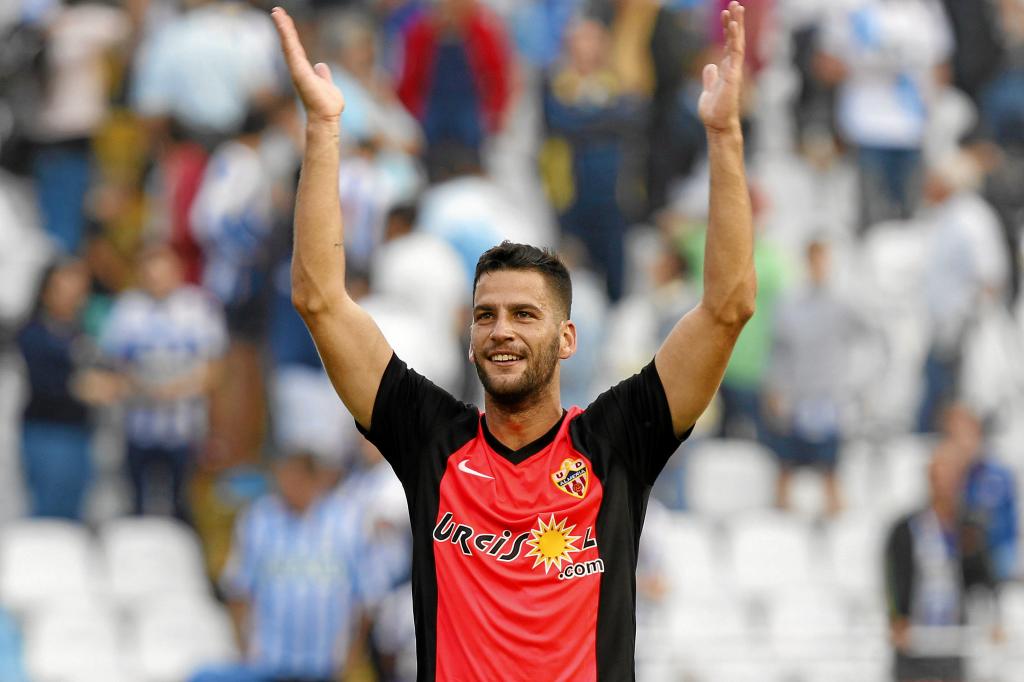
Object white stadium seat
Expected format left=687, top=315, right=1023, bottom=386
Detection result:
left=0, top=519, right=104, bottom=612
left=100, top=516, right=209, bottom=607
left=837, top=440, right=879, bottom=514
left=879, top=435, right=936, bottom=518
left=23, top=602, right=124, bottom=682
left=726, top=511, right=821, bottom=599
left=684, top=439, right=778, bottom=519
left=658, top=512, right=725, bottom=600
left=131, top=595, right=239, bottom=682
left=665, top=595, right=756, bottom=673
left=999, top=583, right=1024, bottom=646
left=825, top=511, right=887, bottom=605
left=764, top=588, right=852, bottom=665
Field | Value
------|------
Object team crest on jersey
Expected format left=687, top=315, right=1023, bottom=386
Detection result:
left=551, top=458, right=588, bottom=499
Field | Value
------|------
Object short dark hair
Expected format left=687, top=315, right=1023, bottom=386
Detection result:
left=473, top=241, right=572, bottom=318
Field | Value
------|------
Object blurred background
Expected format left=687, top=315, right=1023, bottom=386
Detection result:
left=0, top=0, right=1023, bottom=680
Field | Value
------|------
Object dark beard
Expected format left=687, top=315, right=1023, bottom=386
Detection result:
left=474, top=336, right=560, bottom=408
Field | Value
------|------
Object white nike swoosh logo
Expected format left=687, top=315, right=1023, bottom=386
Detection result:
left=457, top=458, right=494, bottom=480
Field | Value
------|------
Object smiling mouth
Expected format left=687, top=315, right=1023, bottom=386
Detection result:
left=488, top=353, right=524, bottom=366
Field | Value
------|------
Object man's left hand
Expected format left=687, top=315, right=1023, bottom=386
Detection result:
left=698, top=1, right=746, bottom=134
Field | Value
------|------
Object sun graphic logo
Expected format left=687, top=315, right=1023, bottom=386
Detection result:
left=524, top=515, right=582, bottom=573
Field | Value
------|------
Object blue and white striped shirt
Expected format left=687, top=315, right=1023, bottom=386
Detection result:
left=99, top=285, right=227, bottom=448
left=221, top=491, right=366, bottom=679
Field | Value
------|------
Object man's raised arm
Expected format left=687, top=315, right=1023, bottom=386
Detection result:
left=655, top=1, right=756, bottom=437
left=272, top=7, right=392, bottom=429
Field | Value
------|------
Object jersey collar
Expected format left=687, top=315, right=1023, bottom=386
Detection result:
left=481, top=410, right=567, bottom=466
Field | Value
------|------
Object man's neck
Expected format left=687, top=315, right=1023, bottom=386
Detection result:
left=932, top=501, right=958, bottom=530
left=483, top=387, right=564, bottom=452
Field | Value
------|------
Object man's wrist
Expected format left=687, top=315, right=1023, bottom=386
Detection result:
left=306, top=116, right=341, bottom=136
left=705, top=121, right=743, bottom=141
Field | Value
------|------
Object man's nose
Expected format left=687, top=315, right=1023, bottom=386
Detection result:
left=490, top=313, right=516, bottom=340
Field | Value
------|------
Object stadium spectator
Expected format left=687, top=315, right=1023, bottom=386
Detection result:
left=370, top=581, right=416, bottom=682
left=676, top=194, right=790, bottom=442
left=916, top=150, right=1009, bottom=433
left=221, top=449, right=369, bottom=682
left=541, top=16, right=643, bottom=302
left=130, top=0, right=279, bottom=144
left=341, top=438, right=412, bottom=619
left=336, top=139, right=408, bottom=274
left=593, top=0, right=689, bottom=218
left=190, top=110, right=275, bottom=326
left=943, top=403, right=1019, bottom=582
left=885, top=440, right=997, bottom=682
left=978, top=0, right=1024, bottom=147
left=765, top=238, right=872, bottom=517
left=190, top=109, right=276, bottom=465
left=601, top=238, right=698, bottom=391
left=17, top=258, right=120, bottom=519
left=791, top=3, right=840, bottom=164
left=99, top=243, right=227, bottom=521
left=817, top=0, right=953, bottom=232
left=416, top=143, right=542, bottom=284
left=936, top=0, right=1004, bottom=108
left=507, top=0, right=582, bottom=72
left=27, top=0, right=131, bottom=254
left=396, top=0, right=512, bottom=170
left=321, top=10, right=422, bottom=155
left=321, top=12, right=425, bottom=276
left=370, top=203, right=468, bottom=350
left=371, top=0, right=426, bottom=77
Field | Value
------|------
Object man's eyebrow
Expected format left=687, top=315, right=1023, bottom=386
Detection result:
left=473, top=302, right=544, bottom=312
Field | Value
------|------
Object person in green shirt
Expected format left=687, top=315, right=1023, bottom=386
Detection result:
left=676, top=214, right=790, bottom=441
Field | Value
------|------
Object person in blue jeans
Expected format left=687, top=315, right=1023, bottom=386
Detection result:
left=17, top=258, right=121, bottom=519
left=542, top=17, right=643, bottom=302
left=99, top=244, right=227, bottom=522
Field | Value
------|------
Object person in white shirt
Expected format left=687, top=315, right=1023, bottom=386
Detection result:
left=29, top=0, right=131, bottom=253
left=99, top=243, right=227, bottom=520
left=130, top=0, right=279, bottom=141
left=916, top=149, right=1009, bottom=432
left=817, top=0, right=953, bottom=233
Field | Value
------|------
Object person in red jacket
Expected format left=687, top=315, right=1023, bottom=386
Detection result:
left=396, top=0, right=511, bottom=176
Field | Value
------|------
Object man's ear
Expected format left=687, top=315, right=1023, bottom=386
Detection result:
left=468, top=345, right=475, bottom=363
left=558, top=320, right=577, bottom=360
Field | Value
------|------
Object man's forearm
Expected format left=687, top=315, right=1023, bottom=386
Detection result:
left=292, top=119, right=347, bottom=316
left=702, top=125, right=755, bottom=325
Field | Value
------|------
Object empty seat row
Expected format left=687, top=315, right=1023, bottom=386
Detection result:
left=0, top=516, right=209, bottom=613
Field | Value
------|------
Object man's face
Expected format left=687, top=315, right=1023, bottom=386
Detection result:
left=470, top=269, right=574, bottom=407
left=138, top=247, right=183, bottom=300
left=928, top=441, right=966, bottom=509
left=275, top=456, right=326, bottom=512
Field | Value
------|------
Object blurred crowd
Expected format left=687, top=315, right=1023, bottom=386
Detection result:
left=1, top=0, right=1024, bottom=680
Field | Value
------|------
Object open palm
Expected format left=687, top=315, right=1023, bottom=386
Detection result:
left=271, top=7, right=345, bottom=123
left=698, top=2, right=746, bottom=133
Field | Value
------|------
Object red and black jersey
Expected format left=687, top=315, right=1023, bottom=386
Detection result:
left=358, top=354, right=687, bottom=681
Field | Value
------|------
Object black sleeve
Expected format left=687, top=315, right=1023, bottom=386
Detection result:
left=574, top=359, right=690, bottom=485
left=885, top=516, right=914, bottom=621
left=357, top=353, right=474, bottom=486
left=960, top=517, right=997, bottom=593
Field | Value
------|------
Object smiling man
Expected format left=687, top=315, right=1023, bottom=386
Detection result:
left=272, top=2, right=754, bottom=680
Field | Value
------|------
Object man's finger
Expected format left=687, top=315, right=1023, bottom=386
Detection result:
left=271, top=7, right=315, bottom=82
left=702, top=63, right=718, bottom=92
left=733, top=4, right=746, bottom=55
left=726, top=9, right=745, bottom=60
left=314, top=62, right=332, bottom=82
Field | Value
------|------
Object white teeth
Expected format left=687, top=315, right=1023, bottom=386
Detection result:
left=491, top=354, right=521, bottom=362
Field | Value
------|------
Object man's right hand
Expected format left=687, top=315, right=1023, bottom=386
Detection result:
left=271, top=7, right=345, bottom=125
